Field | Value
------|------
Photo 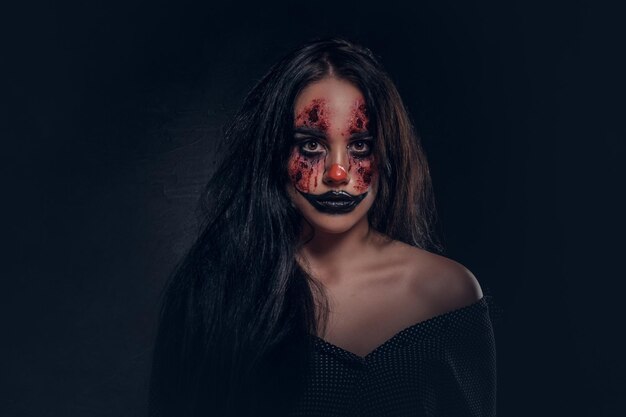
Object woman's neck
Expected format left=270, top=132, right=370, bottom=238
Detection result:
left=297, top=216, right=379, bottom=284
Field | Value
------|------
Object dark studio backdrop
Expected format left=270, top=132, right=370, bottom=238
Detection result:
left=3, top=0, right=625, bottom=416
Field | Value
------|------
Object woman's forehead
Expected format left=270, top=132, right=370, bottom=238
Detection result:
left=294, top=78, right=369, bottom=136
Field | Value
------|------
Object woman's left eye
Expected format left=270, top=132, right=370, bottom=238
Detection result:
left=349, top=141, right=372, bottom=156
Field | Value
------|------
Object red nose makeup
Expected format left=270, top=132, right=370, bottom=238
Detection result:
left=327, top=163, right=348, bottom=182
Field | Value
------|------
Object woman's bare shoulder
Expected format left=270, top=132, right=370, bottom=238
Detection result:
left=382, top=239, right=483, bottom=319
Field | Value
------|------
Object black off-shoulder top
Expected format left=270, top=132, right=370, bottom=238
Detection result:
left=286, top=296, right=497, bottom=417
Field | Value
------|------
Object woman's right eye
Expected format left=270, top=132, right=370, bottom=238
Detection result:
left=300, top=141, right=323, bottom=155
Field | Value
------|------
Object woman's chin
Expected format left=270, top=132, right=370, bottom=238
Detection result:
left=301, top=212, right=368, bottom=236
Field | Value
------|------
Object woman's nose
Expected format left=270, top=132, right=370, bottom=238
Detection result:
left=324, top=163, right=349, bottom=185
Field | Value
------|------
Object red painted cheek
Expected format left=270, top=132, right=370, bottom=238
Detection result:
left=295, top=98, right=329, bottom=131
left=350, top=157, right=377, bottom=194
left=287, top=152, right=323, bottom=193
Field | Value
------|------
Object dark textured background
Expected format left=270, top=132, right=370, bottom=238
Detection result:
left=3, top=1, right=625, bottom=416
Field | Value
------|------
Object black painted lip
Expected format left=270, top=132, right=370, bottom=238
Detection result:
left=297, top=189, right=368, bottom=214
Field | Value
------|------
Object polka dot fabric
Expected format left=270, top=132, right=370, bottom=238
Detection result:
left=287, top=296, right=496, bottom=417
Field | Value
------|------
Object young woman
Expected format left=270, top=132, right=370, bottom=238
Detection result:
left=149, top=38, right=496, bottom=417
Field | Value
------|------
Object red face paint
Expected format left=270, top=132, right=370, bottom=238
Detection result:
left=289, top=97, right=376, bottom=195
left=353, top=159, right=375, bottom=193
left=346, top=99, right=370, bottom=136
left=290, top=98, right=329, bottom=193
left=287, top=150, right=322, bottom=193
left=294, top=98, right=330, bottom=132
left=346, top=99, right=375, bottom=194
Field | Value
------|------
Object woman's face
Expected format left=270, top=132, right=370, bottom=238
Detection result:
left=287, top=77, right=378, bottom=235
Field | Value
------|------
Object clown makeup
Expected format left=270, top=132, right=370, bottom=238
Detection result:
left=287, top=77, right=378, bottom=224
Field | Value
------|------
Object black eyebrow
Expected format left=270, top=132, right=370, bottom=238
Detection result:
left=349, top=131, right=373, bottom=140
left=293, top=127, right=326, bottom=139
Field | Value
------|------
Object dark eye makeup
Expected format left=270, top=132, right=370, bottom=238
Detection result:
left=293, top=135, right=374, bottom=158
left=348, top=140, right=373, bottom=157
left=298, top=139, right=325, bottom=157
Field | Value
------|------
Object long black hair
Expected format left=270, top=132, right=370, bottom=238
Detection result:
left=148, top=38, right=441, bottom=417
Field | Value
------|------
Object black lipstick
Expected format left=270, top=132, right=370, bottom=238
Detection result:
left=297, top=189, right=368, bottom=214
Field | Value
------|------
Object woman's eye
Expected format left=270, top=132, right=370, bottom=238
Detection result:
left=349, top=141, right=372, bottom=156
left=300, top=141, right=323, bottom=155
